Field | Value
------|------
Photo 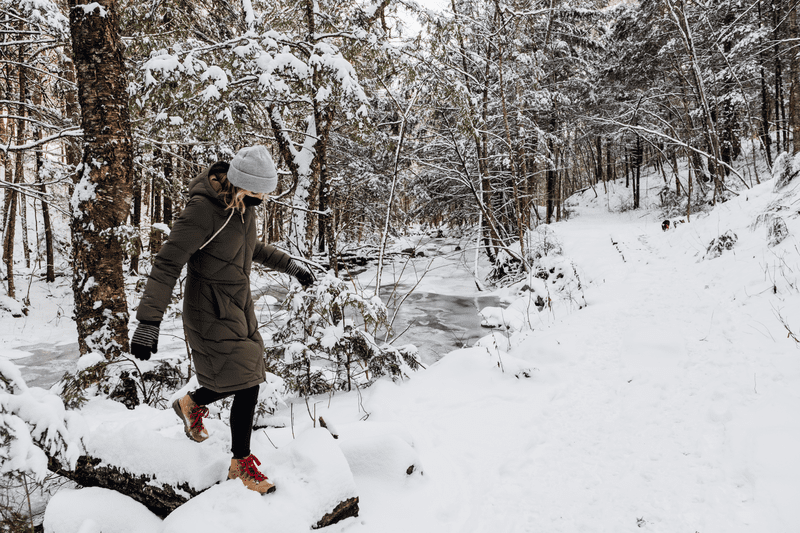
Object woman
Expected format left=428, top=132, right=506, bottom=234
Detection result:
left=130, top=145, right=313, bottom=494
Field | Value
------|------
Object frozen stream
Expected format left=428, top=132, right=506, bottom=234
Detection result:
left=384, top=290, right=501, bottom=367
left=13, top=253, right=499, bottom=387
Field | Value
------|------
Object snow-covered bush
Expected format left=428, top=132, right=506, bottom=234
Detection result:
left=487, top=226, right=585, bottom=308
left=57, top=355, right=190, bottom=411
left=704, top=230, right=738, bottom=259
left=266, top=274, right=419, bottom=396
left=768, top=217, right=790, bottom=247
left=0, top=360, right=81, bottom=483
left=0, top=296, right=27, bottom=318
left=488, top=225, right=563, bottom=284
left=772, top=151, right=800, bottom=190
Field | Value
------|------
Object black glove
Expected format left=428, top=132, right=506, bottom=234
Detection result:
left=286, top=260, right=315, bottom=288
left=130, top=320, right=160, bottom=361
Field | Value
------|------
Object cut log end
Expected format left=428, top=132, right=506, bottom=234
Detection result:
left=313, top=496, right=359, bottom=529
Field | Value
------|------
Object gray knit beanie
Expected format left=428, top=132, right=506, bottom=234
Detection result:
left=226, top=145, right=278, bottom=193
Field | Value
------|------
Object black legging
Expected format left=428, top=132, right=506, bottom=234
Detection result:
left=189, top=385, right=259, bottom=459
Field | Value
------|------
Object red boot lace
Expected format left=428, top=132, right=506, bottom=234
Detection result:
left=239, top=454, right=267, bottom=482
left=189, top=405, right=209, bottom=431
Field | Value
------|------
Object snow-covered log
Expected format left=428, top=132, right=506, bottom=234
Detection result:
left=48, top=452, right=360, bottom=526
left=2, top=361, right=360, bottom=528
left=46, top=453, right=199, bottom=518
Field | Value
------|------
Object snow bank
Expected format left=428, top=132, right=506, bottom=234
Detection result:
left=43, top=487, right=161, bottom=533
left=162, top=428, right=357, bottom=532
left=335, top=421, right=422, bottom=480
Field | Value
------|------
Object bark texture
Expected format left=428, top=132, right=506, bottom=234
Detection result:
left=68, top=0, right=133, bottom=359
left=48, top=455, right=200, bottom=518
left=313, top=497, right=360, bottom=529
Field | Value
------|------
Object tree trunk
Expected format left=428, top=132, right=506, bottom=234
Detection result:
left=267, top=104, right=316, bottom=258
left=666, top=0, right=726, bottom=200
left=316, top=105, right=337, bottom=274
left=546, top=140, right=557, bottom=224
left=633, top=136, right=642, bottom=209
left=32, top=87, right=55, bottom=283
left=150, top=149, right=163, bottom=256
left=671, top=149, right=682, bottom=196
left=759, top=0, right=773, bottom=166
left=61, top=46, right=82, bottom=175
left=3, top=167, right=17, bottom=298
left=595, top=136, right=603, bottom=185
left=450, top=0, right=497, bottom=262
left=774, top=0, right=786, bottom=152
left=16, top=41, right=31, bottom=271
left=625, top=149, right=630, bottom=188
left=761, top=66, right=773, bottom=166
left=496, top=42, right=525, bottom=251
left=68, top=0, right=134, bottom=360
left=789, top=5, right=800, bottom=154
left=163, top=148, right=173, bottom=227
left=687, top=149, right=693, bottom=221
left=129, top=175, right=142, bottom=275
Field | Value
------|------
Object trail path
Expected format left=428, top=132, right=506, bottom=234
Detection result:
left=345, top=207, right=800, bottom=533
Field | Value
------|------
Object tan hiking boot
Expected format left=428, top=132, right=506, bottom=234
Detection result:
left=172, top=394, right=209, bottom=442
left=228, top=454, right=276, bottom=494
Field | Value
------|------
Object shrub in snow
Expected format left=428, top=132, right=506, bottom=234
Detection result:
left=486, top=227, right=586, bottom=328
left=58, top=353, right=191, bottom=411
left=0, top=296, right=28, bottom=318
left=0, top=360, right=81, bottom=483
left=266, top=274, right=419, bottom=396
left=488, top=225, right=563, bottom=285
left=532, top=254, right=585, bottom=308
left=704, top=230, right=738, bottom=259
left=772, top=151, right=800, bottom=190
left=768, top=216, right=790, bottom=247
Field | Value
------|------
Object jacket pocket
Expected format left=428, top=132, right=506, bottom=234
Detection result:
left=211, top=284, right=231, bottom=320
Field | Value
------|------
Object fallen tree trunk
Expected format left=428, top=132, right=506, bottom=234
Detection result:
left=46, top=453, right=359, bottom=527
left=47, top=454, right=199, bottom=518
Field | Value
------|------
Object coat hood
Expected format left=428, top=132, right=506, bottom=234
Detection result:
left=187, top=166, right=224, bottom=205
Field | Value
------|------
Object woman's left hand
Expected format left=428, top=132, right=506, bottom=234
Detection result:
left=286, top=260, right=315, bottom=288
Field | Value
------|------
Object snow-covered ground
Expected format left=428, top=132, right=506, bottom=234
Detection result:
left=3, top=168, right=800, bottom=532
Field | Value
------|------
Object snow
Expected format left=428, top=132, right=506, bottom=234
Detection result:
left=143, top=55, right=180, bottom=77
left=199, top=66, right=229, bottom=90
left=3, top=165, right=800, bottom=531
left=0, top=295, right=26, bottom=318
left=199, top=85, right=221, bottom=102
left=70, top=165, right=96, bottom=215
left=241, top=0, right=255, bottom=25
left=75, top=3, right=107, bottom=17
left=44, top=487, right=162, bottom=533
left=158, top=428, right=356, bottom=532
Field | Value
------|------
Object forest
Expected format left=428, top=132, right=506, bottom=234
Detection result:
left=1, top=0, right=796, bottom=356
left=2, top=0, right=800, bottom=530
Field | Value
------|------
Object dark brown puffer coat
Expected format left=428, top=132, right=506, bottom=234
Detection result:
left=136, top=166, right=292, bottom=392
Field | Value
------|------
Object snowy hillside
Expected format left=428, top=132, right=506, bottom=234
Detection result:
left=3, top=170, right=800, bottom=532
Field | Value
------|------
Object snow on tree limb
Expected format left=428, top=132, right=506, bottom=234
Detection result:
left=0, top=360, right=82, bottom=481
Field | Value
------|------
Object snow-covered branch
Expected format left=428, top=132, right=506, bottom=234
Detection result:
left=0, top=128, right=82, bottom=153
